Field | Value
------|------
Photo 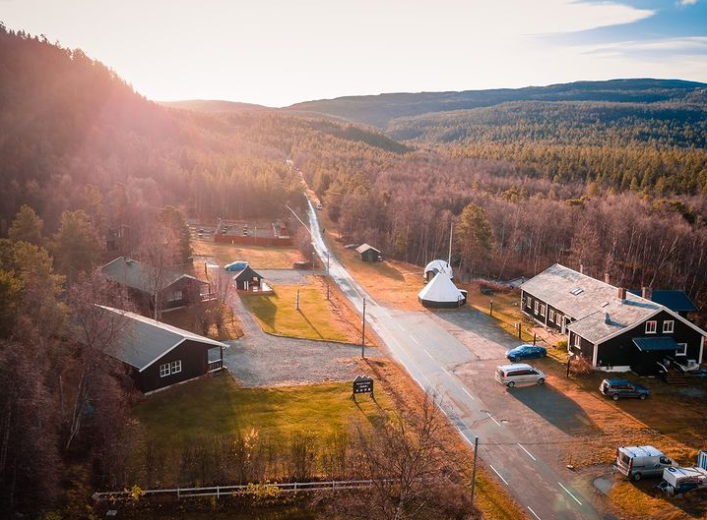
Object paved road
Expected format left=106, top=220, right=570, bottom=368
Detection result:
left=305, top=199, right=603, bottom=520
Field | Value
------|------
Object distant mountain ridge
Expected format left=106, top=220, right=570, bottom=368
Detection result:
left=286, top=78, right=707, bottom=128
left=158, top=99, right=270, bottom=112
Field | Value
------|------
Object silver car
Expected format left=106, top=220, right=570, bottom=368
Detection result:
left=495, top=363, right=546, bottom=388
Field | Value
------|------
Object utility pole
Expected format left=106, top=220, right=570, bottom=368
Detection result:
left=326, top=252, right=330, bottom=300
left=361, top=298, right=366, bottom=359
left=470, top=436, right=479, bottom=505
left=296, top=289, right=300, bottom=311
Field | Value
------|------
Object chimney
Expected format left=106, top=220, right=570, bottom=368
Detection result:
left=641, top=286, right=653, bottom=301
left=604, top=272, right=611, bottom=285
left=604, top=312, right=611, bottom=325
left=618, top=287, right=626, bottom=300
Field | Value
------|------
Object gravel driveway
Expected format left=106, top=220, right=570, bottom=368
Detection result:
left=223, top=275, right=381, bottom=386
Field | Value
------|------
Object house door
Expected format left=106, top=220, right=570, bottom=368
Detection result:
left=562, top=316, right=569, bottom=334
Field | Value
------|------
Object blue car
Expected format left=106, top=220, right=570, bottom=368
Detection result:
left=505, top=344, right=547, bottom=362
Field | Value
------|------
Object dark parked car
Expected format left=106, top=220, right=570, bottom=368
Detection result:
left=600, top=379, right=649, bottom=401
left=505, top=344, right=547, bottom=362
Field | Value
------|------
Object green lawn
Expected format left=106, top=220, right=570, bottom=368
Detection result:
left=241, top=285, right=356, bottom=342
left=133, top=374, right=386, bottom=450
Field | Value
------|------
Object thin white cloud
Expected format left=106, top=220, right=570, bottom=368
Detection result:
left=583, top=37, right=707, bottom=56
left=680, top=0, right=700, bottom=6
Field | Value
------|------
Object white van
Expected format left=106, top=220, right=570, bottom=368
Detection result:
left=495, top=363, right=546, bottom=388
left=615, top=446, right=677, bottom=481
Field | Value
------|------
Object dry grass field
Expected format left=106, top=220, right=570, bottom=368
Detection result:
left=193, top=239, right=304, bottom=269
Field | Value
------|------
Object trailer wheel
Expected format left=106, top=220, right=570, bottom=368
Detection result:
left=632, top=472, right=642, bottom=482
left=507, top=381, right=515, bottom=388
left=612, top=394, right=620, bottom=401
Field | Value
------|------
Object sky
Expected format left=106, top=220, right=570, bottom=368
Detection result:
left=1, top=0, right=706, bottom=106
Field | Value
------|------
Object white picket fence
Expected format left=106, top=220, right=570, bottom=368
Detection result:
left=92, top=478, right=386, bottom=502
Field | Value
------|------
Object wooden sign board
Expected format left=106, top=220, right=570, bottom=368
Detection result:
left=352, top=375, right=374, bottom=396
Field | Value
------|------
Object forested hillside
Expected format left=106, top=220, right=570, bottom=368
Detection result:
left=288, top=79, right=707, bottom=127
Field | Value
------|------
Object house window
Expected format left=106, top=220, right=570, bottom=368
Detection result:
left=549, top=310, right=555, bottom=323
left=168, top=290, right=183, bottom=302
left=525, top=297, right=532, bottom=309
left=534, top=301, right=539, bottom=314
left=159, top=363, right=171, bottom=378
left=539, top=304, right=546, bottom=317
left=676, top=343, right=687, bottom=356
left=170, top=360, right=182, bottom=374
left=573, top=334, right=581, bottom=347
left=645, top=320, right=657, bottom=334
left=662, top=320, right=674, bottom=334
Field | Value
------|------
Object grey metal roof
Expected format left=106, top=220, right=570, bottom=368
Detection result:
left=97, top=306, right=227, bottom=371
left=355, top=243, right=380, bottom=254
left=102, top=256, right=205, bottom=294
left=522, top=264, right=663, bottom=343
left=632, top=337, right=679, bottom=352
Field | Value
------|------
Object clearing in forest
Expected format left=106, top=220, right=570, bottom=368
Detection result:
left=193, top=240, right=304, bottom=269
left=241, top=278, right=365, bottom=343
left=130, top=373, right=390, bottom=486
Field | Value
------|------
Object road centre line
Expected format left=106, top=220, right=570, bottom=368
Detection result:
left=410, top=336, right=420, bottom=345
left=441, top=367, right=452, bottom=377
left=489, top=465, right=509, bottom=486
left=558, top=482, right=583, bottom=506
left=486, top=412, right=502, bottom=427
left=527, top=506, right=542, bottom=520
left=462, top=388, right=476, bottom=401
left=423, top=348, right=434, bottom=359
left=518, top=443, right=537, bottom=461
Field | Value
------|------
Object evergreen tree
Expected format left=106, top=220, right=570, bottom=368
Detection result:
left=52, top=210, right=102, bottom=285
left=8, top=205, right=44, bottom=246
left=455, top=203, right=494, bottom=278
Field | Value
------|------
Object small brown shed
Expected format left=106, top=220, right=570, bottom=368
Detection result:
left=355, top=243, right=381, bottom=262
left=234, top=265, right=264, bottom=291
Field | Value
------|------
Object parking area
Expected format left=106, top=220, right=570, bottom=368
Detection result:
left=432, top=305, right=707, bottom=518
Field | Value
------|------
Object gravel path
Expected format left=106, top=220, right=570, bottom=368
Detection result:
left=223, top=273, right=382, bottom=387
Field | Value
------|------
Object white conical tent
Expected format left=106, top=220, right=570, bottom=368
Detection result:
left=418, top=272, right=466, bottom=308
left=424, top=259, right=453, bottom=281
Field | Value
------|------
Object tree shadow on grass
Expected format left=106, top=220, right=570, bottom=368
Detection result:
left=246, top=294, right=278, bottom=330
left=297, top=309, right=324, bottom=339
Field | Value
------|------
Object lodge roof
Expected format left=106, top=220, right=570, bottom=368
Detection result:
left=102, top=256, right=205, bottom=294
left=523, top=264, right=707, bottom=344
left=522, top=264, right=662, bottom=343
left=96, top=306, right=227, bottom=371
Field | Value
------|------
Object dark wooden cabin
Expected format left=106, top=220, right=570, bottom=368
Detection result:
left=97, top=306, right=228, bottom=394
left=521, top=264, right=705, bottom=376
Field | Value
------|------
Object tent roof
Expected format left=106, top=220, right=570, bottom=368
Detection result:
left=418, top=272, right=464, bottom=303
left=424, top=259, right=453, bottom=278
